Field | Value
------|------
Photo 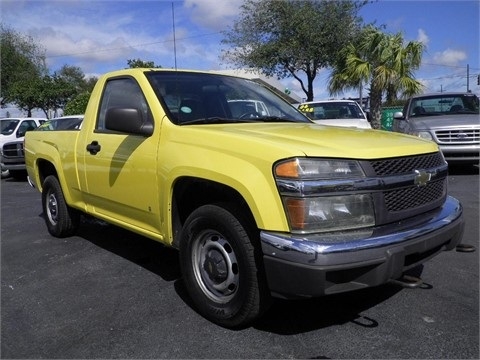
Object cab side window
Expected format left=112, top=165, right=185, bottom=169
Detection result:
left=97, top=77, right=149, bottom=131
left=17, top=120, right=37, bottom=137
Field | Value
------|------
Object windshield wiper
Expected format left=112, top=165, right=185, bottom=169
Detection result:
left=179, top=116, right=303, bottom=125
left=179, top=117, right=257, bottom=125
left=455, top=109, right=479, bottom=114
left=255, top=116, right=300, bottom=123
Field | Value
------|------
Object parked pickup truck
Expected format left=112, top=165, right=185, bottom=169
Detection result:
left=1, top=117, right=46, bottom=178
left=392, top=92, right=480, bottom=164
left=1, top=116, right=84, bottom=179
left=25, top=68, right=465, bottom=328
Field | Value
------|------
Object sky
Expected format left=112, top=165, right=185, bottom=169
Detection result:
left=2, top=0, right=480, bottom=104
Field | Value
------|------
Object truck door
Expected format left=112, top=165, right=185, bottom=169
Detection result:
left=80, top=77, right=161, bottom=235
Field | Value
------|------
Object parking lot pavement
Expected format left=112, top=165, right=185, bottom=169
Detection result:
left=1, top=167, right=478, bottom=359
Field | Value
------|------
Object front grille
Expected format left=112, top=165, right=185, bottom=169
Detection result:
left=435, top=129, right=480, bottom=143
left=366, top=152, right=448, bottom=224
left=384, top=179, right=446, bottom=212
left=2, top=143, right=24, bottom=158
left=369, top=152, right=444, bottom=176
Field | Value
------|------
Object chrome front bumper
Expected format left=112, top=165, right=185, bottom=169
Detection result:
left=260, top=196, right=464, bottom=298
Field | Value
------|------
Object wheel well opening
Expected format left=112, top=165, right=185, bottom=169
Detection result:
left=171, top=177, right=256, bottom=247
left=37, top=159, right=58, bottom=187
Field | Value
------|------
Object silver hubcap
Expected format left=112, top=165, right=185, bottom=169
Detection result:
left=192, top=231, right=239, bottom=303
left=46, top=192, right=58, bottom=225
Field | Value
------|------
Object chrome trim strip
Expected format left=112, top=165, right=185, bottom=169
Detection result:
left=276, top=164, right=448, bottom=196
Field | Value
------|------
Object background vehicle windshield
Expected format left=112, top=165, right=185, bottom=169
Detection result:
left=1, top=119, right=20, bottom=135
left=298, top=102, right=365, bottom=120
left=409, top=94, right=480, bottom=117
left=146, top=71, right=310, bottom=124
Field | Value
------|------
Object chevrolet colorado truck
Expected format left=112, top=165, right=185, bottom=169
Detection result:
left=25, top=68, right=465, bottom=328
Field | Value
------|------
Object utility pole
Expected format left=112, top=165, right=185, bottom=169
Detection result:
left=172, top=2, right=177, bottom=70
left=467, top=64, right=469, bottom=92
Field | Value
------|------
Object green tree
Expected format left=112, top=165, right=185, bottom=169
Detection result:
left=8, top=76, right=44, bottom=117
left=221, top=0, right=366, bottom=101
left=83, top=77, right=98, bottom=93
left=62, top=71, right=97, bottom=116
left=64, top=92, right=91, bottom=115
left=56, top=65, right=85, bottom=91
left=0, top=24, right=47, bottom=107
left=127, top=58, right=162, bottom=68
left=329, top=25, right=424, bottom=129
left=39, top=66, right=97, bottom=117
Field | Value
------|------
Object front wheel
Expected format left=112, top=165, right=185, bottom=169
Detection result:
left=41, top=175, right=80, bottom=237
left=179, top=204, right=270, bottom=328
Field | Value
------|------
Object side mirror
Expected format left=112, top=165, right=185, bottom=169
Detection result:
left=105, top=107, right=154, bottom=136
left=393, top=111, right=404, bottom=120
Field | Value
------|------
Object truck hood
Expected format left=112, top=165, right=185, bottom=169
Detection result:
left=411, top=114, right=480, bottom=130
left=174, top=122, right=438, bottom=160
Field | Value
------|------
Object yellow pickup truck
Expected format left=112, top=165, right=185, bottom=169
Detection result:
left=25, top=68, right=464, bottom=328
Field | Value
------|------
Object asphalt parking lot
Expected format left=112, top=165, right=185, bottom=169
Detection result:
left=1, top=166, right=479, bottom=359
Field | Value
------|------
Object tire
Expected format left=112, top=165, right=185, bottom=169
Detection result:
left=41, top=175, right=80, bottom=237
left=1, top=168, right=10, bottom=179
left=179, top=204, right=270, bottom=328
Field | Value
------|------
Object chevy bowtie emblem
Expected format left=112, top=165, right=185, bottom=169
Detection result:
left=414, top=169, right=432, bottom=187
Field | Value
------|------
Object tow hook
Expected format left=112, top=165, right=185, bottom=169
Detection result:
left=456, top=244, right=476, bottom=253
left=389, top=274, right=423, bottom=289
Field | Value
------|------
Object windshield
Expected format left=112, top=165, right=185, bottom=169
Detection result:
left=36, top=117, right=83, bottom=131
left=146, top=71, right=310, bottom=125
left=0, top=119, right=20, bottom=135
left=298, top=101, right=366, bottom=120
left=409, top=94, right=480, bottom=117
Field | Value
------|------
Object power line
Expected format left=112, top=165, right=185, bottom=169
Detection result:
left=422, top=62, right=480, bottom=71
left=422, top=73, right=479, bottom=82
left=45, top=31, right=221, bottom=59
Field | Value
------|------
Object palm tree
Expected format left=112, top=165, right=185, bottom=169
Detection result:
left=328, top=26, right=425, bottom=129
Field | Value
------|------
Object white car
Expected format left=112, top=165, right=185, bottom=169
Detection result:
left=1, top=117, right=46, bottom=178
left=298, top=100, right=371, bottom=129
left=228, top=99, right=270, bottom=117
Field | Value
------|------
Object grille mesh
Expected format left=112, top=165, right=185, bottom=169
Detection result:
left=368, top=152, right=447, bottom=218
left=384, top=180, right=446, bottom=212
left=370, top=152, right=444, bottom=176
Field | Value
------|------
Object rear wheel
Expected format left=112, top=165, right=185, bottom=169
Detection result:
left=179, top=204, right=270, bottom=328
left=41, top=175, right=80, bottom=237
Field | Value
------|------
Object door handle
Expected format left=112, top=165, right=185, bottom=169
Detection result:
left=86, top=141, right=101, bottom=155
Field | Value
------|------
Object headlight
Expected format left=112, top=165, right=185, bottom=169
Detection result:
left=275, top=158, right=365, bottom=179
left=414, top=131, right=433, bottom=141
left=275, top=158, right=375, bottom=233
left=284, top=195, right=374, bottom=232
